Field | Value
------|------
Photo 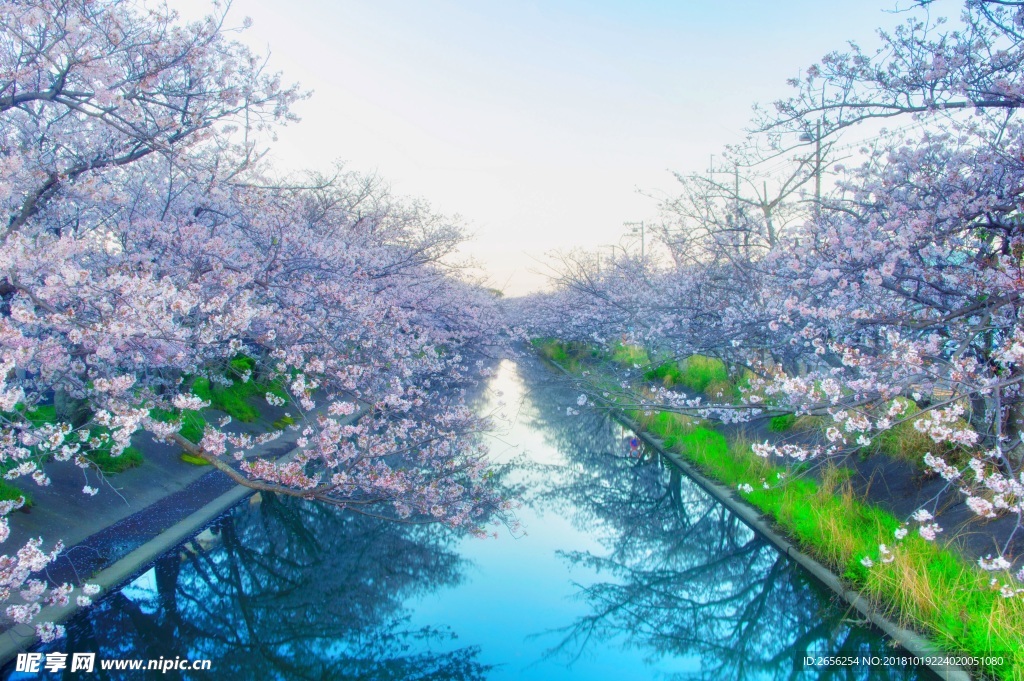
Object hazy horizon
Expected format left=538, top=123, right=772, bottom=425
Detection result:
left=176, top=0, right=946, bottom=295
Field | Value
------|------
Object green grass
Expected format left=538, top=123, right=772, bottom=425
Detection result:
left=531, top=339, right=601, bottom=373
left=1, top=402, right=60, bottom=430
left=89, top=445, right=143, bottom=474
left=704, top=378, right=738, bottom=401
left=635, top=416, right=1022, bottom=680
left=180, top=453, right=211, bottom=466
left=2, top=405, right=144, bottom=476
left=187, top=354, right=289, bottom=424
left=77, top=426, right=145, bottom=474
left=643, top=360, right=686, bottom=386
left=640, top=411, right=698, bottom=447
left=608, top=342, right=650, bottom=367
left=272, top=415, right=296, bottom=430
left=873, top=397, right=968, bottom=466
left=190, top=376, right=260, bottom=423
left=229, top=355, right=257, bottom=376
left=532, top=338, right=571, bottom=366
left=769, top=414, right=796, bottom=432
left=539, top=338, right=1023, bottom=678
left=642, top=355, right=739, bottom=401
left=793, top=414, right=828, bottom=432
left=150, top=408, right=207, bottom=444
left=149, top=354, right=292, bottom=447
left=677, top=355, right=730, bottom=393
left=23, top=404, right=57, bottom=426
left=0, top=479, right=32, bottom=508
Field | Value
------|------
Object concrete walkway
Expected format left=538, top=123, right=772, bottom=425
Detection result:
left=0, top=405, right=310, bottom=664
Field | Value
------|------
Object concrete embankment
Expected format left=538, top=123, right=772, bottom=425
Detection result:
left=0, top=402, right=345, bottom=666
left=544, top=357, right=972, bottom=681
left=617, top=411, right=970, bottom=681
left=0, top=476, right=256, bottom=665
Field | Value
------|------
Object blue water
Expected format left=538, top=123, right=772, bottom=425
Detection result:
left=4, top=359, right=929, bottom=680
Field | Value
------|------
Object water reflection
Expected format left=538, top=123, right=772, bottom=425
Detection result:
left=4, top=359, right=929, bottom=680
left=21, top=494, right=490, bottom=680
left=518, top=361, right=926, bottom=680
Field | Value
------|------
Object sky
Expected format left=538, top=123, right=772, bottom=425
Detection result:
left=179, top=0, right=954, bottom=295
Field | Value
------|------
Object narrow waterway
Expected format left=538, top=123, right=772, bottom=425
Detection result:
left=6, top=358, right=930, bottom=680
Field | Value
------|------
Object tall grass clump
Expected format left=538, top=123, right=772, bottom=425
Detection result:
left=643, top=360, right=685, bottom=386
left=641, top=355, right=739, bottom=400
left=531, top=338, right=597, bottom=373
left=678, top=356, right=734, bottom=396
left=704, top=378, right=738, bottom=401
left=769, top=414, right=796, bottom=432
left=644, top=415, right=1021, bottom=680
left=873, top=397, right=967, bottom=467
left=609, top=342, right=650, bottom=367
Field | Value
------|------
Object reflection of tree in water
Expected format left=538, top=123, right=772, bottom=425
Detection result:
left=522, top=363, right=924, bottom=681
left=49, top=494, right=490, bottom=680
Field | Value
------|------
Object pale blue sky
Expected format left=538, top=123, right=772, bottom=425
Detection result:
left=180, top=0, right=955, bottom=294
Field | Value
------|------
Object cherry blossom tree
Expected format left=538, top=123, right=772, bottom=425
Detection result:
left=524, top=0, right=1024, bottom=583
left=0, top=0, right=511, bottom=638
left=757, top=0, right=1024, bottom=142
left=747, top=0, right=1024, bottom=570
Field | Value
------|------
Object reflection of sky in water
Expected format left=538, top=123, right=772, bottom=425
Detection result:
left=408, top=359, right=694, bottom=679
left=3, top=358, right=929, bottom=680
left=120, top=569, right=158, bottom=614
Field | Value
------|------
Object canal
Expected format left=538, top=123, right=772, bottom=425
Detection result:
left=5, top=358, right=930, bottom=679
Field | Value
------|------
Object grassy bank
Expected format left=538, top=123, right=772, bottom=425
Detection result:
left=534, top=339, right=1022, bottom=680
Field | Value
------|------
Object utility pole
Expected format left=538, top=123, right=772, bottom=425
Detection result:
left=597, top=244, right=616, bottom=275
left=623, top=221, right=645, bottom=259
left=734, top=163, right=740, bottom=214
left=813, top=118, right=821, bottom=214
left=800, top=119, right=822, bottom=217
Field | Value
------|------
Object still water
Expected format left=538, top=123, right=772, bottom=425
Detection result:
left=6, top=359, right=929, bottom=679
